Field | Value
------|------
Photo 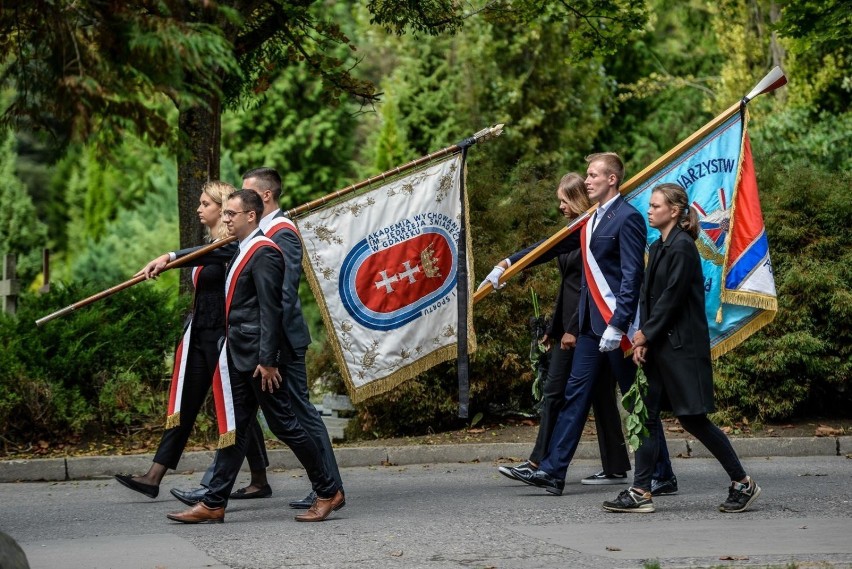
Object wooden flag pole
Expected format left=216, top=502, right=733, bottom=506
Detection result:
left=34, top=237, right=236, bottom=326
left=473, top=67, right=787, bottom=305
left=284, top=124, right=504, bottom=219
left=36, top=124, right=505, bottom=326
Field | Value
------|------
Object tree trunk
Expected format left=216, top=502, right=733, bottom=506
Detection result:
left=176, top=96, right=221, bottom=294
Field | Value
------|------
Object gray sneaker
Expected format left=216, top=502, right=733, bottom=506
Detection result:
left=602, top=487, right=655, bottom=513
left=651, top=475, right=679, bottom=496
left=719, top=477, right=761, bottom=513
left=498, top=461, right=535, bottom=482
left=581, top=470, right=628, bottom=485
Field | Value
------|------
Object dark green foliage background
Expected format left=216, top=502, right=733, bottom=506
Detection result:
left=1, top=0, right=850, bottom=446
left=0, top=285, right=184, bottom=444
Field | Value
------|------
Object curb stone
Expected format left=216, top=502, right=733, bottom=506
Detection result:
left=1, top=436, right=848, bottom=483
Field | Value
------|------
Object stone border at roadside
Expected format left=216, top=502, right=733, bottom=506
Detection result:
left=1, top=436, right=849, bottom=483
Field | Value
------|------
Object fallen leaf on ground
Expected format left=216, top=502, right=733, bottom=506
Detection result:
left=467, top=428, right=485, bottom=434
left=666, top=426, right=684, bottom=433
left=605, top=546, right=621, bottom=551
left=389, top=550, right=403, bottom=557
left=720, top=556, right=749, bottom=560
left=815, top=425, right=843, bottom=437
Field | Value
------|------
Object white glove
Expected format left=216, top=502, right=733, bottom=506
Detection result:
left=599, top=325, right=624, bottom=352
left=478, top=264, right=506, bottom=290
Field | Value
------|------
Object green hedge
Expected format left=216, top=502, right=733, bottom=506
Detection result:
left=0, top=283, right=185, bottom=445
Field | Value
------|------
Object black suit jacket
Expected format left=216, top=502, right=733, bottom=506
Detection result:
left=225, top=233, right=285, bottom=373
left=175, top=209, right=311, bottom=352
left=640, top=226, right=714, bottom=415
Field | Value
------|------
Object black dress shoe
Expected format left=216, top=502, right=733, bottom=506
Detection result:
left=230, top=484, right=272, bottom=500
left=289, top=489, right=346, bottom=511
left=509, top=467, right=565, bottom=496
left=289, top=490, right=316, bottom=509
left=114, top=474, right=159, bottom=499
left=170, top=487, right=208, bottom=506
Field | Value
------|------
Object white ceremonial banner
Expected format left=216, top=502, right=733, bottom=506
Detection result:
left=297, top=155, right=476, bottom=403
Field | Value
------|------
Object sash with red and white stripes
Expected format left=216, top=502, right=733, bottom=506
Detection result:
left=165, top=266, right=203, bottom=430
left=265, top=215, right=299, bottom=239
left=581, top=218, right=638, bottom=353
left=210, top=234, right=280, bottom=448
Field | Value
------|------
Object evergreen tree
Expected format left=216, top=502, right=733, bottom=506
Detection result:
left=0, top=131, right=49, bottom=287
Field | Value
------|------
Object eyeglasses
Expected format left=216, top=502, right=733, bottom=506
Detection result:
left=222, top=210, right=246, bottom=219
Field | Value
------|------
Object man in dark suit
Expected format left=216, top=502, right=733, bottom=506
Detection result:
left=166, top=189, right=343, bottom=523
left=511, top=152, right=671, bottom=495
left=147, top=168, right=344, bottom=508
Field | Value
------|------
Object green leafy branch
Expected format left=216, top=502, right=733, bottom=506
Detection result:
left=622, top=365, right=649, bottom=452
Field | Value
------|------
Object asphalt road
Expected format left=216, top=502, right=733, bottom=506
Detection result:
left=2, top=454, right=851, bottom=569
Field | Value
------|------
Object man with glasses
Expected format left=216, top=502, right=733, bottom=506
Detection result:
left=142, top=168, right=345, bottom=513
left=165, top=189, right=343, bottom=523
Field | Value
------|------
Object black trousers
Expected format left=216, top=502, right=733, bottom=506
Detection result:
left=154, top=328, right=219, bottom=470
left=633, top=370, right=746, bottom=491
left=202, top=355, right=338, bottom=508
left=201, top=347, right=340, bottom=488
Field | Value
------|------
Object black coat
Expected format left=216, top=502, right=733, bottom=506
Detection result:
left=176, top=209, right=312, bottom=352
left=640, top=226, right=714, bottom=416
left=225, top=233, right=284, bottom=373
left=547, top=249, right=582, bottom=338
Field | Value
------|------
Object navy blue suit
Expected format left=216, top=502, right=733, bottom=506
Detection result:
left=538, top=196, right=670, bottom=480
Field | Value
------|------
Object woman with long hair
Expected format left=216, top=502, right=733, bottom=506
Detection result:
left=602, top=183, right=761, bottom=513
left=115, top=181, right=235, bottom=498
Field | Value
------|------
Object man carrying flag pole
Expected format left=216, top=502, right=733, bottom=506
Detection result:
left=476, top=67, right=785, bottom=358
left=166, top=190, right=343, bottom=524
left=480, top=67, right=785, bottom=499
left=504, top=152, right=667, bottom=495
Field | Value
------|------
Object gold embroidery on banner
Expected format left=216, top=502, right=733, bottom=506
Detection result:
left=420, top=242, right=442, bottom=278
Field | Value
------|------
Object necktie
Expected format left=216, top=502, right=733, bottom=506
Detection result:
left=591, top=210, right=600, bottom=233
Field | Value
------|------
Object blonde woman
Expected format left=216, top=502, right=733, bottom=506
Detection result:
left=115, top=181, right=237, bottom=499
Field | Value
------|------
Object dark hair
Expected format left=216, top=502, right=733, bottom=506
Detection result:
left=652, top=183, right=700, bottom=240
left=585, top=152, right=625, bottom=188
left=228, top=189, right=264, bottom=219
left=242, top=167, right=282, bottom=202
left=557, top=172, right=591, bottom=217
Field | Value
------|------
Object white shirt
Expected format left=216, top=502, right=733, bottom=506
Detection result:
left=593, top=193, right=620, bottom=232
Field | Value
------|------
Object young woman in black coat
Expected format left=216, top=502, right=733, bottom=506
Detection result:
left=602, top=183, right=761, bottom=514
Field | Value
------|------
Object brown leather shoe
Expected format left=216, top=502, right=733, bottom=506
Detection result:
left=294, top=490, right=344, bottom=522
left=166, top=502, right=224, bottom=524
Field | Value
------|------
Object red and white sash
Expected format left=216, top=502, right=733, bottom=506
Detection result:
left=165, top=266, right=203, bottom=430
left=265, top=215, right=299, bottom=239
left=210, top=234, right=280, bottom=448
left=581, top=218, right=638, bottom=353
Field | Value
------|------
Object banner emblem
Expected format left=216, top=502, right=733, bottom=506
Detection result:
left=340, top=228, right=457, bottom=330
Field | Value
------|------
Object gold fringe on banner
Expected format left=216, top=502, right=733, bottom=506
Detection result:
left=711, top=309, right=776, bottom=360
left=298, top=155, right=477, bottom=405
left=720, top=290, right=778, bottom=311
left=217, top=430, right=236, bottom=449
left=164, top=412, right=181, bottom=430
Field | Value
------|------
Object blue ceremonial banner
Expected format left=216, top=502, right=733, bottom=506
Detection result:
left=623, top=110, right=777, bottom=358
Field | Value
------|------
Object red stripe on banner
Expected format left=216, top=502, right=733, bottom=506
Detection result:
left=728, top=135, right=765, bottom=264
left=167, top=339, right=184, bottom=416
